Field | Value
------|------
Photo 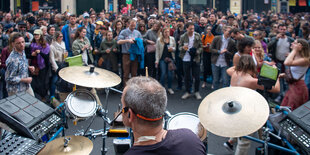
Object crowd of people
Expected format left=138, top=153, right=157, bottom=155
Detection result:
left=0, top=7, right=309, bottom=106
left=0, top=6, right=310, bottom=155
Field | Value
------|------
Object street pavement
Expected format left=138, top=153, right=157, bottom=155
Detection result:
left=65, top=82, right=261, bottom=155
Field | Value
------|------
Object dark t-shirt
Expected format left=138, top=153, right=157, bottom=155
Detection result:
left=124, top=128, right=206, bottom=155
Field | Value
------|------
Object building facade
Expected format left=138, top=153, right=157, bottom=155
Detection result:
left=4, top=0, right=310, bottom=15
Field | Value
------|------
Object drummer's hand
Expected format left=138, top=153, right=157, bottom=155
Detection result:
left=113, top=48, right=117, bottom=52
left=155, top=62, right=158, bottom=68
left=106, top=49, right=111, bottom=53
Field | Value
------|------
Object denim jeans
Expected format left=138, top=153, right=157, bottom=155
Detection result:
left=159, top=60, right=173, bottom=88
left=211, top=64, right=230, bottom=90
left=183, top=61, right=200, bottom=93
left=50, top=71, right=59, bottom=97
left=276, top=62, right=288, bottom=96
left=175, top=49, right=183, bottom=89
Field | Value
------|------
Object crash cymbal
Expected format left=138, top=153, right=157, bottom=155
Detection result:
left=59, top=66, right=121, bottom=88
left=198, top=87, right=269, bottom=138
left=38, top=136, right=93, bottom=155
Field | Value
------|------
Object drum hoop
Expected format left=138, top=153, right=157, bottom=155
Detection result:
left=65, top=90, right=98, bottom=118
left=167, top=112, right=207, bottom=141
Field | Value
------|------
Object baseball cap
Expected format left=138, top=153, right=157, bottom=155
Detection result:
left=83, top=12, right=90, bottom=18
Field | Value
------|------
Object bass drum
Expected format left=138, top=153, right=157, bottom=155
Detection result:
left=65, top=90, right=98, bottom=121
left=167, top=112, right=207, bottom=142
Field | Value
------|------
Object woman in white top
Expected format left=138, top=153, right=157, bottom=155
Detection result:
left=280, top=39, right=310, bottom=110
left=155, top=27, right=176, bottom=94
left=49, top=31, right=67, bottom=98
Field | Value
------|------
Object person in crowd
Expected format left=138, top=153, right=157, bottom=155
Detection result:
left=27, top=16, right=38, bottom=34
left=174, top=18, right=186, bottom=90
left=253, top=40, right=274, bottom=72
left=113, top=20, right=124, bottom=40
left=280, top=39, right=310, bottom=110
left=155, top=27, right=176, bottom=94
left=30, top=29, right=50, bottom=101
left=268, top=23, right=278, bottom=39
left=143, top=21, right=161, bottom=78
left=201, top=25, right=214, bottom=88
left=49, top=31, right=67, bottom=98
left=225, top=55, right=280, bottom=154
left=210, top=26, right=237, bottom=90
left=53, top=13, right=63, bottom=31
left=117, top=19, right=142, bottom=86
left=233, top=37, right=255, bottom=66
left=0, top=33, right=15, bottom=99
left=62, top=14, right=78, bottom=57
left=99, top=31, right=119, bottom=74
left=46, top=25, right=56, bottom=45
left=253, top=30, right=267, bottom=53
left=5, top=32, right=35, bottom=96
left=1, top=13, right=14, bottom=28
left=121, top=76, right=206, bottom=155
left=268, top=24, right=294, bottom=103
left=72, top=27, right=94, bottom=65
left=79, top=12, right=95, bottom=47
left=179, top=22, right=203, bottom=99
left=17, top=21, right=33, bottom=58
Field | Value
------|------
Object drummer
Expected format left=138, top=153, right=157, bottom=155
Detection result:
left=120, top=76, right=206, bottom=155
left=225, top=55, right=280, bottom=154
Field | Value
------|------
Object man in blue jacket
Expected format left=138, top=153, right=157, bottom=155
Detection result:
left=62, top=14, right=78, bottom=57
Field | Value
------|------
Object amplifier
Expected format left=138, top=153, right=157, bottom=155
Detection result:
left=0, top=134, right=45, bottom=155
left=0, top=92, right=62, bottom=141
left=279, top=101, right=310, bottom=154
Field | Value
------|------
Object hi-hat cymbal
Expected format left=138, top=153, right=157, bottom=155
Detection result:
left=59, top=66, right=121, bottom=88
left=38, top=136, right=93, bottom=155
left=198, top=87, right=269, bottom=138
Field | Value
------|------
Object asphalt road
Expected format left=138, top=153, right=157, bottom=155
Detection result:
left=64, top=82, right=261, bottom=155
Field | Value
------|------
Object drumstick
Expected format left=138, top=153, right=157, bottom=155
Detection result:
left=145, top=67, right=149, bottom=77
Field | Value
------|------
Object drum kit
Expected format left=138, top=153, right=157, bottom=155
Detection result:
left=38, top=65, right=281, bottom=155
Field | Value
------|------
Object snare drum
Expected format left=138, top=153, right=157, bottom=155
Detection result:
left=167, top=112, right=207, bottom=142
left=65, top=90, right=98, bottom=121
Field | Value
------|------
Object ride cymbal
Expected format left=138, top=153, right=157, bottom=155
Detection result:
left=38, top=136, right=93, bottom=155
left=59, top=66, right=121, bottom=88
left=198, top=87, right=269, bottom=138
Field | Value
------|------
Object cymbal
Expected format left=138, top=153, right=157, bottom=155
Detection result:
left=38, top=136, right=93, bottom=155
left=59, top=66, right=121, bottom=88
left=198, top=87, right=269, bottom=138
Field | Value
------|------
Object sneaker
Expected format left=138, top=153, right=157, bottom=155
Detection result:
left=167, top=89, right=174, bottom=95
left=201, top=82, right=207, bottom=88
left=181, top=92, right=191, bottom=99
left=224, top=141, right=234, bottom=152
left=195, top=92, right=202, bottom=100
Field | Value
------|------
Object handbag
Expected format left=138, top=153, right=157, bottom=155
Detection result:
left=284, top=66, right=305, bottom=84
left=164, top=57, right=176, bottom=71
left=146, top=44, right=156, bottom=53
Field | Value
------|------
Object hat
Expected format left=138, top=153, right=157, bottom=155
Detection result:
left=95, top=21, right=103, bottom=25
left=33, top=29, right=42, bottom=35
left=83, top=12, right=90, bottom=18
left=4, top=24, right=13, bottom=31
